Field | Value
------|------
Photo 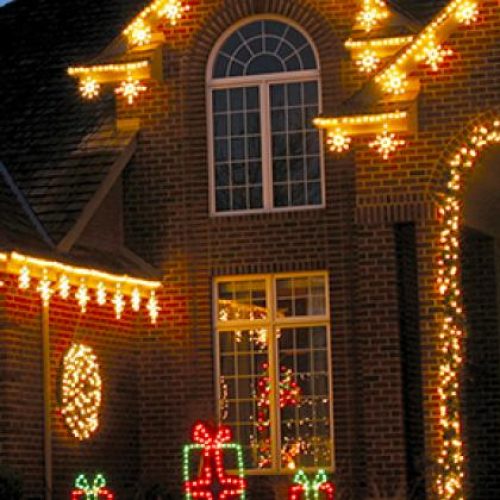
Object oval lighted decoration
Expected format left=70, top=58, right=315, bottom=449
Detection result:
left=61, top=343, right=102, bottom=440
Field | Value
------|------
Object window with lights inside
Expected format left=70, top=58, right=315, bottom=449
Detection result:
left=215, top=273, right=334, bottom=473
left=208, top=18, right=324, bottom=214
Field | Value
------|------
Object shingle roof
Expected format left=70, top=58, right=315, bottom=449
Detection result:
left=0, top=0, right=149, bottom=243
left=0, top=0, right=448, bottom=247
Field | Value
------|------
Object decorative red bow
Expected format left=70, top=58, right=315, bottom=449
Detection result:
left=184, top=423, right=247, bottom=499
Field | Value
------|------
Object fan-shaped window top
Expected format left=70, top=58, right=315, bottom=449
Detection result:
left=212, top=20, right=318, bottom=79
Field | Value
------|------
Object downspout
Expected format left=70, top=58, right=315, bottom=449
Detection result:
left=42, top=303, right=53, bottom=499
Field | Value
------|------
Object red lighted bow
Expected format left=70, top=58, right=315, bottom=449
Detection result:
left=185, top=422, right=246, bottom=499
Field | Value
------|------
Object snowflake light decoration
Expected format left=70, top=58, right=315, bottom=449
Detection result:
left=158, top=0, right=190, bottom=26
left=58, top=274, right=70, bottom=299
left=147, top=290, right=160, bottom=324
left=381, top=69, right=408, bottom=95
left=455, top=1, right=479, bottom=25
left=356, top=0, right=389, bottom=32
left=96, top=282, right=107, bottom=306
left=37, top=269, right=53, bottom=306
left=356, top=49, right=380, bottom=73
left=127, top=19, right=152, bottom=46
left=416, top=40, right=453, bottom=71
left=79, top=77, right=100, bottom=99
left=115, top=76, right=147, bottom=105
left=369, top=126, right=406, bottom=160
left=18, top=265, right=30, bottom=289
left=76, top=280, right=90, bottom=312
left=327, top=129, right=351, bottom=153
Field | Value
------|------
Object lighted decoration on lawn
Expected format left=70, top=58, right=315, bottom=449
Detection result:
left=183, top=422, right=247, bottom=499
left=327, top=129, right=352, bottom=153
left=355, top=49, right=380, bottom=73
left=79, top=77, right=100, bottom=99
left=255, top=363, right=301, bottom=469
left=71, top=473, right=114, bottom=499
left=369, top=126, right=406, bottom=160
left=115, top=76, right=147, bottom=105
left=61, top=344, right=102, bottom=441
left=436, top=120, right=499, bottom=499
left=288, top=469, right=335, bottom=500
left=356, top=0, right=389, bottom=32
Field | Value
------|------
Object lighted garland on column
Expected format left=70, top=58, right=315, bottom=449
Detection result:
left=61, top=344, right=102, bottom=441
left=436, top=119, right=499, bottom=499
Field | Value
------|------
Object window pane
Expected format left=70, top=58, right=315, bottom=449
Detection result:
left=278, top=326, right=332, bottom=470
left=213, top=88, right=264, bottom=212
left=218, top=279, right=268, bottom=322
left=276, top=275, right=327, bottom=318
left=270, top=82, right=322, bottom=208
left=219, top=330, right=271, bottom=469
left=212, top=20, right=318, bottom=79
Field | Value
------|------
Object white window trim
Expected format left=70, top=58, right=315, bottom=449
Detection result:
left=206, top=16, right=326, bottom=217
left=213, top=272, right=335, bottom=475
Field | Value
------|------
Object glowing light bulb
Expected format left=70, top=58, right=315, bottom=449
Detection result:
left=417, top=40, right=453, bottom=71
left=19, top=265, right=30, bottom=289
left=112, top=285, right=125, bottom=319
left=147, top=291, right=160, bottom=324
left=37, top=269, right=53, bottom=306
left=58, top=274, right=70, bottom=299
left=96, top=282, right=107, bottom=306
left=75, top=280, right=90, bottom=312
left=131, top=287, right=141, bottom=312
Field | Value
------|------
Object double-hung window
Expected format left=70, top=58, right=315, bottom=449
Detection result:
left=208, top=19, right=324, bottom=214
left=215, top=273, right=334, bottom=472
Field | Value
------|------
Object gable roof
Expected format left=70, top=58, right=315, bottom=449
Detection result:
left=0, top=0, right=149, bottom=244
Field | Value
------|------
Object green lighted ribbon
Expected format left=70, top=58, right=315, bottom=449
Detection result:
left=293, top=469, right=331, bottom=500
left=74, top=474, right=107, bottom=500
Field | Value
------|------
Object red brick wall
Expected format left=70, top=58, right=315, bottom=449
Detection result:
left=0, top=271, right=141, bottom=499
left=118, top=0, right=500, bottom=497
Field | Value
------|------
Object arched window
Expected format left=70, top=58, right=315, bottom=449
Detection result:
left=208, top=18, right=324, bottom=214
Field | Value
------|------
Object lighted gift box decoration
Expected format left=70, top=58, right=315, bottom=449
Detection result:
left=183, top=422, right=247, bottom=499
left=71, top=474, right=114, bottom=500
left=288, top=469, right=335, bottom=500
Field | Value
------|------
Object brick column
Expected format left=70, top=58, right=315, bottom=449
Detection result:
left=354, top=222, right=407, bottom=497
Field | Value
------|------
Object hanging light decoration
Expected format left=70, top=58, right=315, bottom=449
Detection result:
left=75, top=280, right=90, bottom=313
left=131, top=287, right=141, bottom=312
left=455, top=1, right=479, bottom=25
left=115, top=76, right=147, bottom=105
left=96, top=282, right=107, bottom=306
left=18, top=265, right=31, bottom=290
left=147, top=291, right=160, bottom=324
left=327, top=129, right=352, bottom=153
left=58, top=274, right=71, bottom=299
left=112, top=284, right=125, bottom=320
left=356, top=0, right=389, bottom=32
left=158, top=0, right=190, bottom=26
left=61, top=344, right=102, bottom=441
left=37, top=269, right=53, bottom=306
left=416, top=38, right=453, bottom=71
left=369, top=125, right=406, bottom=159
left=356, top=49, right=381, bottom=73
left=79, top=77, right=100, bottom=100
left=126, top=18, right=152, bottom=46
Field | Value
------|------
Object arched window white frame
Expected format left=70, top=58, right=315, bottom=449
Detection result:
left=207, top=17, right=325, bottom=215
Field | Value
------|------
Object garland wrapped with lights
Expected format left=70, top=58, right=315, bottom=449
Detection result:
left=288, top=469, right=335, bottom=500
left=71, top=473, right=114, bottom=499
left=436, top=120, right=499, bottom=498
left=61, top=344, right=102, bottom=441
left=183, top=422, right=247, bottom=499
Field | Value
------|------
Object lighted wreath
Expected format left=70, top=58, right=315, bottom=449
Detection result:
left=60, top=343, right=102, bottom=440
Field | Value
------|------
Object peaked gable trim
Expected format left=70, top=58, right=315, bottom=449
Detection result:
left=57, top=132, right=138, bottom=253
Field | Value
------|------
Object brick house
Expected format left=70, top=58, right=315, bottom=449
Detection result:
left=0, top=0, right=499, bottom=498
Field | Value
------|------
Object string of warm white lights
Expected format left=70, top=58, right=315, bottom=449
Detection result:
left=436, top=120, right=499, bottom=499
left=61, top=344, right=102, bottom=441
left=2, top=251, right=161, bottom=323
left=375, top=0, right=480, bottom=94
